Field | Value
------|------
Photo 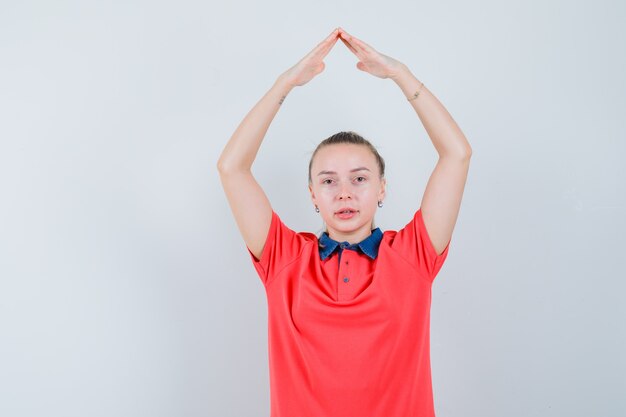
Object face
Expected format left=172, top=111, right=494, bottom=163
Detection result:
left=309, top=144, right=386, bottom=243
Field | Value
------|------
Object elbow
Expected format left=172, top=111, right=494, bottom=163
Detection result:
left=216, top=155, right=235, bottom=172
left=217, top=162, right=233, bottom=174
left=458, top=144, right=473, bottom=160
left=441, top=147, right=472, bottom=162
left=459, top=140, right=473, bottom=159
left=216, top=158, right=226, bottom=172
left=216, top=158, right=233, bottom=173
left=217, top=158, right=251, bottom=174
left=457, top=135, right=473, bottom=159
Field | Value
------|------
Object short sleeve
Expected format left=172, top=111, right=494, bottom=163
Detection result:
left=390, top=208, right=451, bottom=282
left=245, top=209, right=307, bottom=287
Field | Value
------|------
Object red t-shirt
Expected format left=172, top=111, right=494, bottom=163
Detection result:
left=246, top=208, right=451, bottom=417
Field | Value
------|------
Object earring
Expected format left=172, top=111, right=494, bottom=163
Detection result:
left=315, top=205, right=320, bottom=213
left=378, top=200, right=383, bottom=208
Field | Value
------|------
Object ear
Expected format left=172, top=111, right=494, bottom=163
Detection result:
left=309, top=183, right=317, bottom=202
left=378, top=178, right=386, bottom=201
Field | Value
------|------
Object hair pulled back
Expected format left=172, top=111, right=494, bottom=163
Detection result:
left=308, top=131, right=385, bottom=185
left=308, top=131, right=386, bottom=241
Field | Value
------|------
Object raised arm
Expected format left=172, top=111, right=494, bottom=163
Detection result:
left=217, top=78, right=291, bottom=261
left=217, top=28, right=341, bottom=260
left=338, top=28, right=472, bottom=256
left=392, top=66, right=472, bottom=255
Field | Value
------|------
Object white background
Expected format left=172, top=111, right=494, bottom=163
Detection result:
left=1, top=0, right=624, bottom=416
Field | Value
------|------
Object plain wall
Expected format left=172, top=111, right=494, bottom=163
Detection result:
left=1, top=0, right=624, bottom=416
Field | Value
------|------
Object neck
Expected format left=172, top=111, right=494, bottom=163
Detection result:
left=327, top=225, right=374, bottom=244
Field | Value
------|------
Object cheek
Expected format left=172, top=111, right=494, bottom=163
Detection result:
left=360, top=187, right=376, bottom=197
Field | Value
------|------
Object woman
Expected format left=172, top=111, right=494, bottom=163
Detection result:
left=218, top=27, right=471, bottom=417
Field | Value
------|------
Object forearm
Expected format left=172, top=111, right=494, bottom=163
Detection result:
left=393, top=65, right=472, bottom=159
left=217, top=76, right=294, bottom=172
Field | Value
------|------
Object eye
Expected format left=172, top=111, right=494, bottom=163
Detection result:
left=323, top=179, right=334, bottom=184
left=355, top=176, right=367, bottom=182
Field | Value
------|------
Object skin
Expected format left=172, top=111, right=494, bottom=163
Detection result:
left=280, top=27, right=471, bottom=255
left=308, top=143, right=386, bottom=244
left=218, top=27, right=471, bottom=260
left=280, top=27, right=401, bottom=244
left=279, top=27, right=406, bottom=89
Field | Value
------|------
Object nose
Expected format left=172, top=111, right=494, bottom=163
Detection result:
left=338, top=183, right=352, bottom=200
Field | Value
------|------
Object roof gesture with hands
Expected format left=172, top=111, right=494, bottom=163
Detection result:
left=279, top=27, right=407, bottom=88
left=219, top=27, right=472, bottom=263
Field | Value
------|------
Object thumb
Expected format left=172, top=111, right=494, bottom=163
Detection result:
left=356, top=61, right=366, bottom=72
left=316, top=61, right=325, bottom=74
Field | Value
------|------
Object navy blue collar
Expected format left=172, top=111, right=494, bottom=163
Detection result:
left=318, top=228, right=383, bottom=261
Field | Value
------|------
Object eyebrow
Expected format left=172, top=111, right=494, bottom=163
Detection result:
left=317, top=167, right=371, bottom=176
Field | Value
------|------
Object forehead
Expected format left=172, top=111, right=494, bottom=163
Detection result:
left=313, top=144, right=376, bottom=171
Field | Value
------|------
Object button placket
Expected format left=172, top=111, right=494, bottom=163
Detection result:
left=337, top=248, right=354, bottom=301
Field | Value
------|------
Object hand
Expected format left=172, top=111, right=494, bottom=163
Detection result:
left=279, top=28, right=341, bottom=88
left=337, top=28, right=406, bottom=80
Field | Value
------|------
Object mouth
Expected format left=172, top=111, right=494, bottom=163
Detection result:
left=335, top=208, right=358, bottom=214
left=335, top=209, right=359, bottom=219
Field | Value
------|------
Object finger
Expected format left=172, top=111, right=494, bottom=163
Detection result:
left=339, top=31, right=365, bottom=54
left=322, top=30, right=340, bottom=51
left=311, top=37, right=338, bottom=62
left=340, top=34, right=366, bottom=61
left=311, top=29, right=340, bottom=58
left=338, top=29, right=355, bottom=47
left=313, top=28, right=340, bottom=52
left=347, top=36, right=370, bottom=53
left=352, top=37, right=375, bottom=54
left=340, top=30, right=372, bottom=54
left=338, top=35, right=358, bottom=55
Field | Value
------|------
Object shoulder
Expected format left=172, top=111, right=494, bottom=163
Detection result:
left=271, top=211, right=319, bottom=242
left=296, top=231, right=319, bottom=243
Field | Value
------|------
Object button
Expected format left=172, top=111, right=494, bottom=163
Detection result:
left=340, top=243, right=348, bottom=249
left=343, top=277, right=350, bottom=283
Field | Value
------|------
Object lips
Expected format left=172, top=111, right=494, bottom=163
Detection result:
left=335, top=207, right=358, bottom=214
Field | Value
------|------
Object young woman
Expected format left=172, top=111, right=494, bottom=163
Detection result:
left=218, top=27, right=471, bottom=417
